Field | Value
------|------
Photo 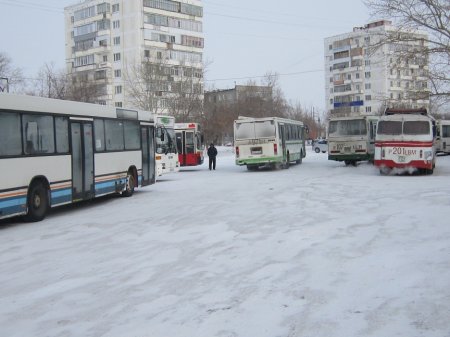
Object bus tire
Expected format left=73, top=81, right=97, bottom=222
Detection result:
left=379, top=167, right=391, bottom=175
left=122, top=172, right=135, bottom=197
left=284, top=154, right=290, bottom=169
left=315, top=147, right=320, bottom=153
left=24, top=181, right=49, bottom=222
left=296, top=152, right=303, bottom=164
left=247, top=165, right=258, bottom=171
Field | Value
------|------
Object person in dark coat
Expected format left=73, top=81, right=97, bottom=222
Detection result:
left=207, top=143, right=218, bottom=170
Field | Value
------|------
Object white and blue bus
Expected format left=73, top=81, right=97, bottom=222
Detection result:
left=155, top=115, right=180, bottom=176
left=234, top=116, right=307, bottom=170
left=0, top=94, right=156, bottom=222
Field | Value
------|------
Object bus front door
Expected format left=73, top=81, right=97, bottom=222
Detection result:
left=141, top=126, right=156, bottom=186
left=176, top=131, right=195, bottom=166
left=71, top=121, right=94, bottom=201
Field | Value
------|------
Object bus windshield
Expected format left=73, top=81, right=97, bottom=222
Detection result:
left=403, top=121, right=430, bottom=135
left=328, top=119, right=367, bottom=137
left=235, top=121, right=276, bottom=139
left=378, top=121, right=430, bottom=136
left=156, top=127, right=177, bottom=154
left=377, top=121, right=402, bottom=135
left=443, top=125, right=450, bottom=138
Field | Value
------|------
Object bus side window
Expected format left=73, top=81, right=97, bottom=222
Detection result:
left=0, top=112, right=22, bottom=156
left=23, top=115, right=55, bottom=155
left=25, top=121, right=38, bottom=153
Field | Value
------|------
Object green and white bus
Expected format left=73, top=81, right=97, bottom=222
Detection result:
left=328, top=115, right=379, bottom=166
left=234, top=116, right=307, bottom=170
left=0, top=94, right=156, bottom=222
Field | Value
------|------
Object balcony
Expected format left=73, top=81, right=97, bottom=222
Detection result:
left=98, top=62, right=112, bottom=69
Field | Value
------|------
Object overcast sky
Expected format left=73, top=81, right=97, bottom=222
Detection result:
left=0, top=0, right=372, bottom=113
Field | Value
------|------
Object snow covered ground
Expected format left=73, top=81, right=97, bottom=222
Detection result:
left=1, top=147, right=450, bottom=337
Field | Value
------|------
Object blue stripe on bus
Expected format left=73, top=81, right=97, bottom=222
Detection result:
left=50, top=188, right=72, bottom=205
left=95, top=179, right=125, bottom=195
left=0, top=196, right=27, bottom=217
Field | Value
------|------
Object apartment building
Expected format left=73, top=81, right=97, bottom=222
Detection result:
left=205, top=85, right=273, bottom=105
left=64, top=0, right=204, bottom=113
left=324, top=20, right=429, bottom=116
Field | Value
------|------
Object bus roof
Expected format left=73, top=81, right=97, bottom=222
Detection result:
left=235, top=116, right=304, bottom=125
left=0, top=93, right=154, bottom=122
left=379, top=113, right=434, bottom=122
left=384, top=108, right=428, bottom=115
left=328, top=115, right=379, bottom=122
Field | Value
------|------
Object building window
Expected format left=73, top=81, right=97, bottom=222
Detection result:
left=114, top=53, right=121, bottom=61
left=114, top=69, right=122, bottom=78
left=347, top=74, right=351, bottom=80
left=115, top=86, right=122, bottom=94
left=114, top=36, right=120, bottom=45
left=365, top=83, right=371, bottom=90
left=113, top=20, right=120, bottom=29
left=365, top=106, right=372, bottom=113
left=112, top=4, right=119, bottom=12
left=365, top=60, right=371, bottom=66
left=144, top=50, right=150, bottom=58
left=103, top=55, right=108, bottom=62
left=365, top=71, right=371, bottom=79
left=356, top=73, right=360, bottom=79
left=365, top=95, right=372, bottom=101
left=115, top=102, right=123, bottom=107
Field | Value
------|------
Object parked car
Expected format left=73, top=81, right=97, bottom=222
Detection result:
left=312, top=139, right=328, bottom=153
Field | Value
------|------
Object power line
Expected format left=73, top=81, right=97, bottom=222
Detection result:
left=204, top=11, right=349, bottom=30
left=203, top=0, right=356, bottom=25
left=0, top=0, right=63, bottom=13
left=205, top=69, right=323, bottom=82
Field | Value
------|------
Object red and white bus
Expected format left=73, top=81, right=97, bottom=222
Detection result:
left=374, top=108, right=436, bottom=174
left=174, top=122, right=204, bottom=166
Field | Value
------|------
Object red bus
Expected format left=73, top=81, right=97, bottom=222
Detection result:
left=175, top=122, right=204, bottom=166
left=375, top=108, right=436, bottom=174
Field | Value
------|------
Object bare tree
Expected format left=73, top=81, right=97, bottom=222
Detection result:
left=364, top=0, right=450, bottom=106
left=27, top=62, right=67, bottom=99
left=65, top=72, right=105, bottom=103
left=124, top=58, right=167, bottom=114
left=125, top=58, right=204, bottom=119
left=0, top=52, right=24, bottom=92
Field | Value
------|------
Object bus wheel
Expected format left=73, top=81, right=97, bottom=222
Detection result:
left=284, top=154, right=290, bottom=169
left=315, top=147, right=320, bottom=153
left=122, top=172, right=135, bottom=197
left=296, top=152, right=303, bottom=164
left=24, top=182, right=49, bottom=222
left=247, top=165, right=258, bottom=171
left=379, top=167, right=391, bottom=175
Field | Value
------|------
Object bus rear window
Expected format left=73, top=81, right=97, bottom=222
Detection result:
left=329, top=119, right=367, bottom=137
left=255, top=121, right=275, bottom=138
left=235, top=121, right=275, bottom=139
left=377, top=121, right=402, bottom=135
left=403, top=121, right=430, bottom=135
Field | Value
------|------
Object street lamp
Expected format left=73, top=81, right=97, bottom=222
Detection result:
left=0, top=77, right=9, bottom=93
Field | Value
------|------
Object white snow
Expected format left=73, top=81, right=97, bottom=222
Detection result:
left=1, top=147, right=450, bottom=337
